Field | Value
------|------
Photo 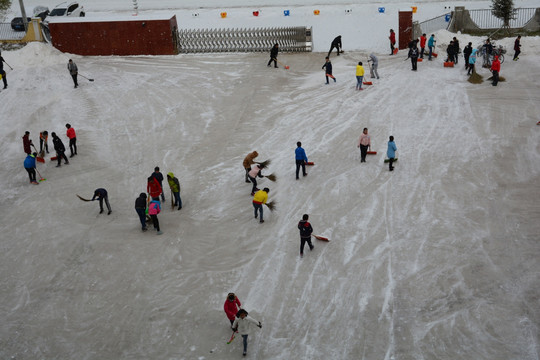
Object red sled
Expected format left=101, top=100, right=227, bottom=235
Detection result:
left=50, top=156, right=58, bottom=161
left=417, top=58, right=423, bottom=62
left=444, top=62, right=454, bottom=67
left=363, top=81, right=373, bottom=85
left=367, top=151, right=377, bottom=155
left=314, top=235, right=329, bottom=241
left=432, top=53, right=438, bottom=58
left=393, top=48, right=398, bottom=55
left=306, top=161, right=315, bottom=165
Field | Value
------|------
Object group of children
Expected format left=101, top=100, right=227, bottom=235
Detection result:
left=21, top=125, right=78, bottom=184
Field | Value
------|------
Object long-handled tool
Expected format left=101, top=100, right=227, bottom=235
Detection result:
left=3, top=61, right=13, bottom=70
left=171, top=190, right=174, bottom=209
left=273, top=58, right=289, bottom=69
left=31, top=144, right=45, bottom=163
left=35, top=168, right=46, bottom=182
left=77, top=194, right=92, bottom=201
left=226, top=331, right=236, bottom=344
left=79, top=73, right=94, bottom=82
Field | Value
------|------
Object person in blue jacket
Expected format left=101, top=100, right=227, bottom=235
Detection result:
left=467, top=48, right=477, bottom=76
left=24, top=152, right=38, bottom=184
left=427, top=34, right=436, bottom=61
left=387, top=136, right=397, bottom=171
left=295, top=141, right=308, bottom=180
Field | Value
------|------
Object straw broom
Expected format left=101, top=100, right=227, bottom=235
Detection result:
left=265, top=201, right=276, bottom=211
left=265, top=173, right=277, bottom=182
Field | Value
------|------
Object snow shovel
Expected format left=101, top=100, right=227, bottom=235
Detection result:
left=274, top=58, right=290, bottom=69
left=171, top=190, right=174, bottom=209
left=79, top=73, right=94, bottom=82
left=31, top=144, right=45, bottom=163
left=314, top=235, right=329, bottom=241
left=3, top=60, right=13, bottom=70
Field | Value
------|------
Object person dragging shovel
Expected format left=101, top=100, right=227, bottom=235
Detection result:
left=68, top=59, right=78, bottom=88
left=267, top=43, right=279, bottom=68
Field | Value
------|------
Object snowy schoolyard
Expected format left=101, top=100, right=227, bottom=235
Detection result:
left=1, top=1, right=540, bottom=359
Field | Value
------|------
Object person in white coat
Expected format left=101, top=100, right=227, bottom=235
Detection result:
left=232, top=309, right=262, bottom=356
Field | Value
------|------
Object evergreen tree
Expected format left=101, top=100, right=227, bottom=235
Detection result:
left=491, top=0, right=515, bottom=26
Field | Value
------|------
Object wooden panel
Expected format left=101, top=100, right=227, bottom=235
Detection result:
left=398, top=11, right=413, bottom=50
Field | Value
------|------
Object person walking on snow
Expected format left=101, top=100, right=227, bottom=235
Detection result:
left=252, top=188, right=269, bottom=223
left=135, top=193, right=148, bottom=231
left=463, top=42, right=473, bottom=70
left=389, top=29, right=396, bottom=55
left=328, top=35, right=342, bottom=57
left=65, top=123, right=77, bottom=157
left=355, top=62, right=365, bottom=90
left=322, top=57, right=336, bottom=84
left=248, top=164, right=264, bottom=196
left=298, top=214, right=314, bottom=258
left=387, top=136, right=397, bottom=172
left=51, top=132, right=69, bottom=167
left=368, top=53, right=379, bottom=79
left=446, top=41, right=456, bottom=63
left=468, top=49, right=477, bottom=76
left=39, top=131, right=49, bottom=154
left=491, top=56, right=501, bottom=86
left=452, top=37, right=460, bottom=64
left=231, top=309, right=262, bottom=357
left=408, top=40, right=419, bottom=71
left=147, top=175, right=162, bottom=200
left=22, top=131, right=32, bottom=155
left=150, top=167, right=165, bottom=201
left=167, top=172, right=182, bottom=210
left=295, top=141, right=308, bottom=180
left=67, top=59, right=78, bottom=88
left=92, top=188, right=112, bottom=215
left=513, top=35, right=521, bottom=61
left=243, top=151, right=258, bottom=183
left=358, top=128, right=371, bottom=163
left=267, top=43, right=279, bottom=68
left=23, top=153, right=38, bottom=184
left=428, top=34, right=436, bottom=61
left=148, top=197, right=163, bottom=235
left=419, top=33, right=427, bottom=58
left=224, top=293, right=242, bottom=326
left=0, top=52, right=8, bottom=89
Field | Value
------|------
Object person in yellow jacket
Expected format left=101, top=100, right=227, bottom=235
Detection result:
left=252, top=188, right=269, bottom=223
left=356, top=61, right=365, bottom=91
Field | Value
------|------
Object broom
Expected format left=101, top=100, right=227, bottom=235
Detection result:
left=486, top=75, right=506, bottom=82
left=76, top=194, right=92, bottom=202
left=35, top=168, right=46, bottom=182
left=264, top=173, right=277, bottom=182
left=265, top=201, right=276, bottom=211
left=256, top=159, right=271, bottom=168
left=468, top=71, right=483, bottom=84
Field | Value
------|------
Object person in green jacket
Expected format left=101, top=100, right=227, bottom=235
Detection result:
left=167, top=172, right=182, bottom=210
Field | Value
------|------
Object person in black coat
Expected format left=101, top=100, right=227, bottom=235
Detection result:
left=267, top=43, right=279, bottom=68
left=92, top=188, right=112, bottom=215
left=151, top=166, right=165, bottom=201
left=446, top=41, right=456, bottom=63
left=452, top=37, right=460, bottom=64
left=327, top=35, right=342, bottom=57
left=298, top=214, right=314, bottom=257
left=135, top=193, right=147, bottom=231
left=408, top=40, right=419, bottom=71
left=51, top=132, right=69, bottom=167
left=0, top=52, right=7, bottom=89
left=463, top=42, right=473, bottom=69
left=322, top=57, right=336, bottom=84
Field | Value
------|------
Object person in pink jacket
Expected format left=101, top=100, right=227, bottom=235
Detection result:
left=357, top=128, right=371, bottom=163
left=148, top=198, right=163, bottom=235
left=65, top=123, right=77, bottom=157
left=224, top=293, right=242, bottom=326
left=248, top=164, right=264, bottom=196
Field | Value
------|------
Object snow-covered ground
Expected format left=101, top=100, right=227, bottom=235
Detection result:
left=1, top=1, right=540, bottom=359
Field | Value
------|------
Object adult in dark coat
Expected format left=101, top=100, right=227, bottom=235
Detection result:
left=92, top=188, right=112, bottom=214
left=0, top=52, right=7, bottom=89
left=22, top=131, right=32, bottom=154
left=408, top=41, right=419, bottom=71
left=446, top=41, right=456, bottom=63
left=267, top=43, right=279, bottom=68
left=327, top=35, right=342, bottom=57
left=135, top=193, right=147, bottom=231
left=452, top=37, right=460, bottom=64
left=51, top=132, right=69, bottom=167
left=298, top=214, right=314, bottom=257
left=463, top=42, right=473, bottom=70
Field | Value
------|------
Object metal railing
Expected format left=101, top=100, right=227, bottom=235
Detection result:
left=0, top=23, right=27, bottom=40
left=178, top=26, right=312, bottom=53
left=468, top=7, right=537, bottom=28
left=417, top=13, right=451, bottom=35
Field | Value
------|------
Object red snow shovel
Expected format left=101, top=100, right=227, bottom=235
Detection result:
left=275, top=58, right=290, bottom=69
left=363, top=81, right=373, bottom=85
left=314, top=235, right=329, bottom=241
left=306, top=161, right=315, bottom=165
left=31, top=144, right=45, bottom=163
left=367, top=151, right=377, bottom=155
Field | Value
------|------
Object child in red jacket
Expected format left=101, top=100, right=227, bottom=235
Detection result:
left=224, top=293, right=242, bottom=326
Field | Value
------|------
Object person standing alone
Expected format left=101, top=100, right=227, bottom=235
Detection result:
left=267, top=43, right=279, bottom=68
left=387, top=136, right=397, bottom=172
left=327, top=35, right=342, bottom=57
left=0, top=51, right=8, bottom=89
left=513, top=35, right=521, bottom=61
left=357, top=128, right=371, bottom=163
left=355, top=62, right=365, bottom=90
left=295, top=142, right=308, bottom=180
left=389, top=29, right=396, bottom=55
left=65, top=123, right=77, bottom=157
left=298, top=214, right=314, bottom=258
left=68, top=59, right=78, bottom=88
